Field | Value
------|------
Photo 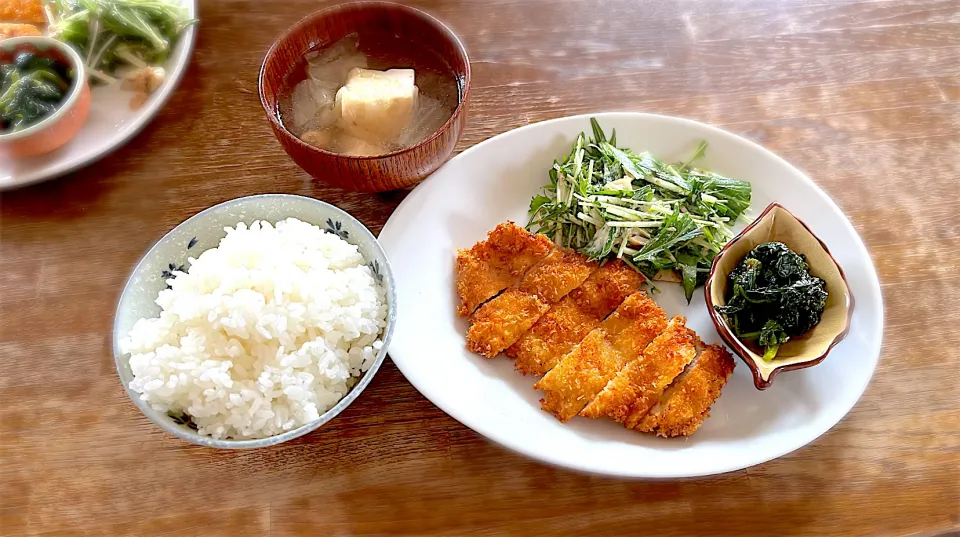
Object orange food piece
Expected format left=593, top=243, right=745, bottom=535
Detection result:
left=533, top=292, right=667, bottom=422
left=580, top=317, right=698, bottom=428
left=466, top=289, right=549, bottom=358
left=454, top=222, right=553, bottom=317
left=533, top=329, right=618, bottom=422
left=508, top=260, right=644, bottom=375
left=516, top=247, right=596, bottom=304
left=455, top=222, right=735, bottom=438
left=466, top=248, right=595, bottom=359
left=0, top=0, right=46, bottom=23
left=0, top=22, right=41, bottom=39
left=637, top=344, right=736, bottom=437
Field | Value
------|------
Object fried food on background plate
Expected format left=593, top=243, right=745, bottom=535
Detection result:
left=636, top=344, right=735, bottom=437
left=0, top=22, right=40, bottom=39
left=466, top=248, right=595, bottom=358
left=508, top=260, right=644, bottom=375
left=0, top=0, right=45, bottom=23
left=534, top=292, right=667, bottom=421
left=454, top=222, right=553, bottom=317
left=580, top=317, right=699, bottom=428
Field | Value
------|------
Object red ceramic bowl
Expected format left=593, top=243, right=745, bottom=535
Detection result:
left=0, top=37, right=91, bottom=158
left=258, top=1, right=471, bottom=192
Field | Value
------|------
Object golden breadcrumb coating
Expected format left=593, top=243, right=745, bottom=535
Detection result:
left=516, top=247, right=596, bottom=303
left=455, top=222, right=552, bottom=317
left=465, top=248, right=594, bottom=358
left=600, top=292, right=669, bottom=358
left=508, top=260, right=644, bottom=375
left=466, top=289, right=549, bottom=358
left=533, top=329, right=616, bottom=421
left=638, top=344, right=735, bottom=437
left=456, top=222, right=733, bottom=438
left=580, top=317, right=697, bottom=428
left=0, top=22, right=41, bottom=39
left=0, top=0, right=45, bottom=23
left=534, top=292, right=666, bottom=421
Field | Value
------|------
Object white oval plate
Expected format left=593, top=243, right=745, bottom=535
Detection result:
left=0, top=0, right=197, bottom=190
left=379, top=112, right=883, bottom=478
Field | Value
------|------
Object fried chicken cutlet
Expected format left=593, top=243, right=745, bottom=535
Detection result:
left=455, top=222, right=553, bottom=317
left=466, top=289, right=550, bottom=358
left=457, top=222, right=736, bottom=438
left=580, top=317, right=699, bottom=428
left=636, top=344, right=735, bottom=437
left=533, top=292, right=667, bottom=421
left=508, top=260, right=644, bottom=375
left=466, top=248, right=596, bottom=358
left=516, top=247, right=597, bottom=303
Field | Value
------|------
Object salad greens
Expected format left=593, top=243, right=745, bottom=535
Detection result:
left=527, top=118, right=753, bottom=301
left=714, top=242, right=828, bottom=360
left=45, top=0, right=195, bottom=83
left=1, top=52, right=72, bottom=133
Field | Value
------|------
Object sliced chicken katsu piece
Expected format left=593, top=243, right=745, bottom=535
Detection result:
left=637, top=344, right=736, bottom=437
left=508, top=260, right=645, bottom=375
left=533, top=292, right=667, bottom=421
left=455, top=222, right=553, bottom=317
left=532, top=330, right=615, bottom=422
left=508, top=299, right=598, bottom=375
left=516, top=247, right=597, bottom=303
left=466, top=248, right=595, bottom=358
left=580, top=317, right=698, bottom=428
left=601, top=291, right=671, bottom=358
left=466, top=289, right=550, bottom=358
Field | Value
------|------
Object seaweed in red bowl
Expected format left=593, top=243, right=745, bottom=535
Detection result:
left=1, top=48, right=74, bottom=133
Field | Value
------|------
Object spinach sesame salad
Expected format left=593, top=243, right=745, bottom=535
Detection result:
left=526, top=118, right=753, bottom=302
left=715, top=242, right=829, bottom=361
left=0, top=51, right=73, bottom=133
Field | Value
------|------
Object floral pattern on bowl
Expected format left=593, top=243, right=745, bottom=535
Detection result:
left=113, top=194, right=397, bottom=448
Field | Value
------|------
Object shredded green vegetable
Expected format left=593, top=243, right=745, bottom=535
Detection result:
left=45, top=0, right=195, bottom=83
left=527, top=118, right=753, bottom=302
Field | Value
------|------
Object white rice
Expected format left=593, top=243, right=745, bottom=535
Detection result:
left=120, top=218, right=387, bottom=440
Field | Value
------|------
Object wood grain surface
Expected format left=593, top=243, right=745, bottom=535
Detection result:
left=1, top=0, right=958, bottom=535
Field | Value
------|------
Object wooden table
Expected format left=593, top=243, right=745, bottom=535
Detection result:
left=2, top=0, right=958, bottom=535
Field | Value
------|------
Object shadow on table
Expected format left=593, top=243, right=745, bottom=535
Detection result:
left=164, top=354, right=845, bottom=534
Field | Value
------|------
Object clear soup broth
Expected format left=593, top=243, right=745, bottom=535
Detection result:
left=278, top=33, right=461, bottom=157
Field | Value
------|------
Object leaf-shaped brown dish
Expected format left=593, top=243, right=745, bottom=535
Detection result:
left=705, top=203, right=854, bottom=390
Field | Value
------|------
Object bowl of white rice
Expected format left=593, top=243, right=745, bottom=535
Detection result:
left=113, top=194, right=395, bottom=448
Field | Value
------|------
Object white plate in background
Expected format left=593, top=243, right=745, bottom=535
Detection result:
left=379, top=112, right=883, bottom=478
left=0, top=0, right=197, bottom=190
